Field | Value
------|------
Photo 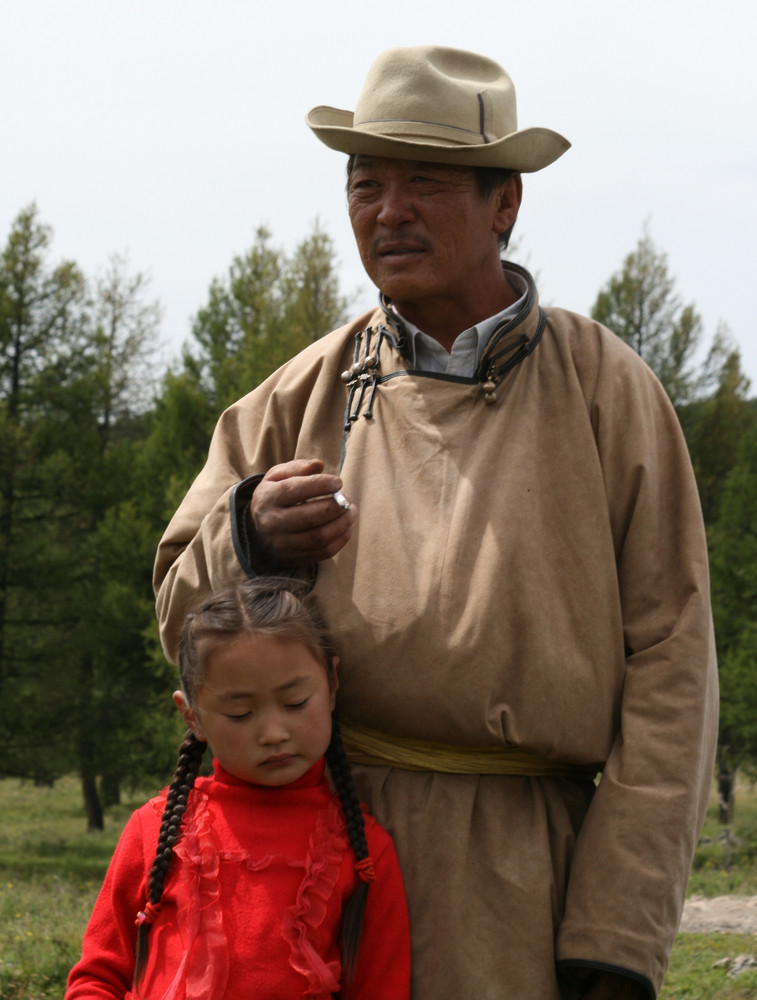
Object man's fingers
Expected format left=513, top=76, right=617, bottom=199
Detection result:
left=260, top=501, right=358, bottom=567
left=264, top=458, right=325, bottom=483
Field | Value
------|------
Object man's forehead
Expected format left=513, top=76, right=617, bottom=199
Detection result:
left=351, top=154, right=472, bottom=174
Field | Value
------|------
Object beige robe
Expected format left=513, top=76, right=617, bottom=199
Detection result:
left=154, top=271, right=718, bottom=999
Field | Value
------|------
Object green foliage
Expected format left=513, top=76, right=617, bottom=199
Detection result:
left=680, top=352, right=755, bottom=524
left=0, top=207, right=355, bottom=831
left=0, top=205, right=89, bottom=781
left=710, top=424, right=757, bottom=656
left=140, top=369, right=217, bottom=505
left=718, top=629, right=757, bottom=776
left=709, top=425, right=757, bottom=775
left=188, top=222, right=351, bottom=411
left=0, top=207, right=177, bottom=827
left=591, top=224, right=731, bottom=409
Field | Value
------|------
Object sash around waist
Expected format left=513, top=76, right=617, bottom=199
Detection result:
left=340, top=720, right=601, bottom=779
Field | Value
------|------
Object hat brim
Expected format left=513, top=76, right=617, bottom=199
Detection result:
left=306, top=106, right=570, bottom=173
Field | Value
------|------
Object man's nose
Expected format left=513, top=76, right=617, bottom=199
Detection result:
left=376, top=182, right=416, bottom=228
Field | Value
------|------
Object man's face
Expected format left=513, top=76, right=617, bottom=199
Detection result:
left=347, top=155, right=519, bottom=319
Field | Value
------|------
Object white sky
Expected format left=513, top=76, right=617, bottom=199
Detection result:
left=2, top=0, right=756, bottom=388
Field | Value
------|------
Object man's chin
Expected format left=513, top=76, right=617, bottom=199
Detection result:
left=371, top=273, right=434, bottom=309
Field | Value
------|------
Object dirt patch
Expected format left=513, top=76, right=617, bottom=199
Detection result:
left=680, top=895, right=757, bottom=935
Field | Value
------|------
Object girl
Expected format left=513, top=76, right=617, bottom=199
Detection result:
left=66, top=578, right=410, bottom=1000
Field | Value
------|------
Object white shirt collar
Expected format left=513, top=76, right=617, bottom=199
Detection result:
left=392, top=271, right=529, bottom=376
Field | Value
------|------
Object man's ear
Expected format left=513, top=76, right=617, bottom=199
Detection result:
left=173, top=690, right=207, bottom=742
left=492, top=171, right=522, bottom=235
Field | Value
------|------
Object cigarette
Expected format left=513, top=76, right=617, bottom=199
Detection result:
left=332, top=491, right=351, bottom=510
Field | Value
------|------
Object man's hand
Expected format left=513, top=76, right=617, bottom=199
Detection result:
left=249, top=459, right=357, bottom=569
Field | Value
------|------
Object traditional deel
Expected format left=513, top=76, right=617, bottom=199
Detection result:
left=154, top=263, right=718, bottom=1000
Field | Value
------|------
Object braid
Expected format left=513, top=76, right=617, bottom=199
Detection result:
left=133, top=730, right=207, bottom=993
left=325, top=715, right=371, bottom=977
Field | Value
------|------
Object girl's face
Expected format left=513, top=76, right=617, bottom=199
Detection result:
left=174, top=632, right=336, bottom=787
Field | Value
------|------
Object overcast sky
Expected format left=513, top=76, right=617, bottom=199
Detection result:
left=3, top=0, right=756, bottom=388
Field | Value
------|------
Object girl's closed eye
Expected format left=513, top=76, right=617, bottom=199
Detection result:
left=286, top=697, right=309, bottom=710
left=226, top=711, right=252, bottom=721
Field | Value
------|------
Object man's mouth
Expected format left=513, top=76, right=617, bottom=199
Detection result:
left=375, top=241, right=427, bottom=258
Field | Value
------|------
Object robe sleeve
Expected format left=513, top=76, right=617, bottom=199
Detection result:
left=152, top=320, right=358, bottom=665
left=153, top=393, right=276, bottom=664
left=555, top=337, right=719, bottom=996
left=65, top=808, right=154, bottom=1000
left=344, top=819, right=412, bottom=1000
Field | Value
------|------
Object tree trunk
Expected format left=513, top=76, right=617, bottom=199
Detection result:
left=99, top=771, right=121, bottom=808
left=717, top=758, right=735, bottom=826
left=81, top=770, right=104, bottom=831
left=78, top=652, right=104, bottom=830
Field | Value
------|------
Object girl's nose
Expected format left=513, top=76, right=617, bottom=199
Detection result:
left=257, top=711, right=289, bottom=746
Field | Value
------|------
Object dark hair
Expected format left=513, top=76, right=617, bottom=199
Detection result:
left=346, top=154, right=517, bottom=251
left=133, top=578, right=371, bottom=991
left=133, top=730, right=206, bottom=994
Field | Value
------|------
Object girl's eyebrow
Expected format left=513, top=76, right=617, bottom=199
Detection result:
left=214, top=676, right=311, bottom=702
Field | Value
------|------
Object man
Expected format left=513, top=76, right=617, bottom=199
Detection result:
left=154, top=46, right=718, bottom=999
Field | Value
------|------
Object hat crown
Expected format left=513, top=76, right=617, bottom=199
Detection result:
left=306, top=45, right=570, bottom=172
left=353, top=46, right=518, bottom=146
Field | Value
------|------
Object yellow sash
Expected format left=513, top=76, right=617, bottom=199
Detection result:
left=340, top=720, right=600, bottom=779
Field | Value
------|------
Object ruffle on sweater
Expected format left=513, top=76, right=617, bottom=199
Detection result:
left=282, top=806, right=346, bottom=996
left=146, top=790, right=228, bottom=1000
left=146, top=768, right=351, bottom=999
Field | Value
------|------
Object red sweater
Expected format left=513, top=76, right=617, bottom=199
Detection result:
left=66, top=760, right=410, bottom=999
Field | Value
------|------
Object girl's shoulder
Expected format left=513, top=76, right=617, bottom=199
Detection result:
left=361, top=808, right=398, bottom=860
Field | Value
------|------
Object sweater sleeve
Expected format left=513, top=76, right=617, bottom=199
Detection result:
left=344, top=819, right=411, bottom=1000
left=66, top=807, right=154, bottom=1000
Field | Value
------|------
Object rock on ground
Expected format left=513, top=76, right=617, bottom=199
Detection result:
left=679, top=895, right=757, bottom=934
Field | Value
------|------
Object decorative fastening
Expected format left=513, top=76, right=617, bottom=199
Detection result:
left=340, top=325, right=390, bottom=433
left=482, top=379, right=498, bottom=405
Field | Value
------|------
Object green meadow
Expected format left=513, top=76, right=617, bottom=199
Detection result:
left=1, top=776, right=756, bottom=999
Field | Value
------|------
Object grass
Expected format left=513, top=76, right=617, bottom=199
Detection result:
left=688, top=781, right=757, bottom=897
left=1, top=776, right=756, bottom=999
left=660, top=933, right=757, bottom=999
left=0, top=775, right=156, bottom=1000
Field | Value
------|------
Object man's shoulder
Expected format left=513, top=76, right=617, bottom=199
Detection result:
left=292, top=307, right=383, bottom=363
left=543, top=305, right=654, bottom=371
left=243, top=307, right=382, bottom=391
left=541, top=305, right=675, bottom=412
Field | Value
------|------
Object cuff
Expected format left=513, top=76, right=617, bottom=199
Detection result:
left=557, top=960, right=655, bottom=1000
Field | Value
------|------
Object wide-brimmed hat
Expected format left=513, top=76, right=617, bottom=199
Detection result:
left=306, top=45, right=570, bottom=172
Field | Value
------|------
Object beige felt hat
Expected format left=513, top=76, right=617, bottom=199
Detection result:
left=306, top=45, right=570, bottom=172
